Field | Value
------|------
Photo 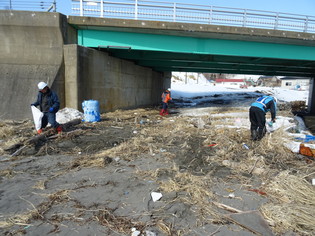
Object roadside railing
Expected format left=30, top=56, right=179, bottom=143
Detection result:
left=0, top=0, right=56, bottom=12
left=71, top=0, right=315, bottom=33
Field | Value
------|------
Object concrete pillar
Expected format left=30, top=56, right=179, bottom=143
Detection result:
left=308, top=77, right=315, bottom=114
left=64, top=45, right=80, bottom=110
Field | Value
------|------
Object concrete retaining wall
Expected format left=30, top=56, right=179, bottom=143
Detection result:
left=0, top=11, right=169, bottom=120
left=0, top=11, right=67, bottom=120
left=64, top=45, right=170, bottom=112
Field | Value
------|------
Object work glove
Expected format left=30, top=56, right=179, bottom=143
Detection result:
left=49, top=107, right=54, bottom=113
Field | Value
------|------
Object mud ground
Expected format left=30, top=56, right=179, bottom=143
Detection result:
left=0, top=105, right=314, bottom=236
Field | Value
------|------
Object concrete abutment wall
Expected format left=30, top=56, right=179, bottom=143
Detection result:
left=0, top=11, right=67, bottom=120
left=0, top=11, right=169, bottom=120
left=64, top=45, right=169, bottom=111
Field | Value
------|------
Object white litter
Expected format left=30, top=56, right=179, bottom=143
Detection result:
left=283, top=141, right=301, bottom=153
left=56, top=107, right=83, bottom=124
left=145, top=230, right=157, bottom=236
left=131, top=227, right=141, bottom=236
left=31, top=106, right=43, bottom=131
left=151, top=192, right=162, bottom=202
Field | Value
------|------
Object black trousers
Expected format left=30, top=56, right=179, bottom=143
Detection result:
left=249, top=106, right=266, bottom=139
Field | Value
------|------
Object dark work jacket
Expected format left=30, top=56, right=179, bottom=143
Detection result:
left=33, top=89, right=60, bottom=113
left=250, top=96, right=277, bottom=120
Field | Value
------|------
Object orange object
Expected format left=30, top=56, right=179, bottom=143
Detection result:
left=248, top=189, right=267, bottom=196
left=299, top=144, right=315, bottom=157
left=161, top=91, right=171, bottom=103
left=37, top=129, right=42, bottom=134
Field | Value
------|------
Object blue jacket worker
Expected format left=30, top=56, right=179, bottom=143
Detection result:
left=249, top=95, right=277, bottom=140
left=31, top=82, right=62, bottom=134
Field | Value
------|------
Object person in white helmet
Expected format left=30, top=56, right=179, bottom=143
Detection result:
left=31, top=82, right=62, bottom=134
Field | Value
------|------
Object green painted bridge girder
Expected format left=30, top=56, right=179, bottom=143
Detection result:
left=78, top=29, right=315, bottom=61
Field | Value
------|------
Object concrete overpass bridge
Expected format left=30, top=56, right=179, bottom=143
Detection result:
left=1, top=9, right=315, bottom=119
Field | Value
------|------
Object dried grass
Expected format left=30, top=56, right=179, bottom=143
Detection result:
left=96, top=208, right=145, bottom=235
left=158, top=167, right=220, bottom=221
left=0, top=169, right=15, bottom=178
left=0, top=190, right=71, bottom=229
left=32, top=180, right=46, bottom=190
left=261, top=171, right=315, bottom=235
left=0, top=126, right=15, bottom=138
left=157, top=220, right=183, bottom=236
left=0, top=211, right=37, bottom=228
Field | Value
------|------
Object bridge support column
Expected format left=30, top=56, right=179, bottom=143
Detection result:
left=308, top=78, right=315, bottom=114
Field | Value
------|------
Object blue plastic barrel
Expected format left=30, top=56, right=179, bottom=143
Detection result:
left=82, top=100, right=101, bottom=122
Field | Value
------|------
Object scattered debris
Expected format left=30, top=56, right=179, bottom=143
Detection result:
left=151, top=192, right=163, bottom=202
left=0, top=105, right=315, bottom=235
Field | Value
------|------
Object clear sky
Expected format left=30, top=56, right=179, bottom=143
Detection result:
left=52, top=0, right=315, bottom=17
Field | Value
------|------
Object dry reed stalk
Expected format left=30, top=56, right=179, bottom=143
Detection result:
left=156, top=220, right=183, bottom=236
left=261, top=204, right=315, bottom=235
left=0, top=211, right=37, bottom=228
left=0, top=169, right=15, bottom=178
left=32, top=180, right=46, bottom=190
left=159, top=170, right=219, bottom=220
left=0, top=126, right=15, bottom=139
left=260, top=170, right=315, bottom=235
left=264, top=171, right=315, bottom=205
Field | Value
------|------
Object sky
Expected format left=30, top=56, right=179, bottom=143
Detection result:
left=11, top=0, right=314, bottom=17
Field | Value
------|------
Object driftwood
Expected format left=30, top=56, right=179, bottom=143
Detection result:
left=212, top=201, right=243, bottom=213
left=25, top=119, right=81, bottom=145
left=212, top=202, right=274, bottom=235
left=5, top=119, right=82, bottom=155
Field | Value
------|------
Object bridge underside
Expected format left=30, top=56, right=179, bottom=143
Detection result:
left=77, top=29, right=315, bottom=77
left=98, top=49, right=315, bottom=77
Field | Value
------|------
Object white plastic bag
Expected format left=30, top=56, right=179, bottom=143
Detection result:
left=31, top=106, right=43, bottom=131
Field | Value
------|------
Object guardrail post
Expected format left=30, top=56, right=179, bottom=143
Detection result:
left=274, top=12, right=279, bottom=30
left=209, top=6, right=212, bottom=24
left=304, top=16, right=309, bottom=33
left=80, top=0, right=83, bottom=16
left=243, top=9, right=247, bottom=27
left=100, top=0, right=104, bottom=17
left=135, top=0, right=138, bottom=20
left=173, top=3, right=176, bottom=22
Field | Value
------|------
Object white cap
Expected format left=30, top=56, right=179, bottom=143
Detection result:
left=167, top=88, right=171, bottom=91
left=38, top=82, right=48, bottom=90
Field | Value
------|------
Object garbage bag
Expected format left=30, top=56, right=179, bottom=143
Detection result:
left=31, top=106, right=43, bottom=131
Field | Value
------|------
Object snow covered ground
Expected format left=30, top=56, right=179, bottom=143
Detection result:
left=171, top=72, right=309, bottom=103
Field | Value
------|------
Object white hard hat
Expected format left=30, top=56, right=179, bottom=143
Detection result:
left=167, top=88, right=171, bottom=91
left=38, top=82, right=48, bottom=90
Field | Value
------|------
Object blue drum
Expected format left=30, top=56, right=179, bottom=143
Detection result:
left=82, top=100, right=101, bottom=122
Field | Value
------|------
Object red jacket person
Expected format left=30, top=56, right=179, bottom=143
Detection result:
left=160, top=88, right=172, bottom=116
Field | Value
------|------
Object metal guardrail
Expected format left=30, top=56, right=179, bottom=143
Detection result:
left=71, top=0, right=315, bottom=33
left=0, top=0, right=56, bottom=12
